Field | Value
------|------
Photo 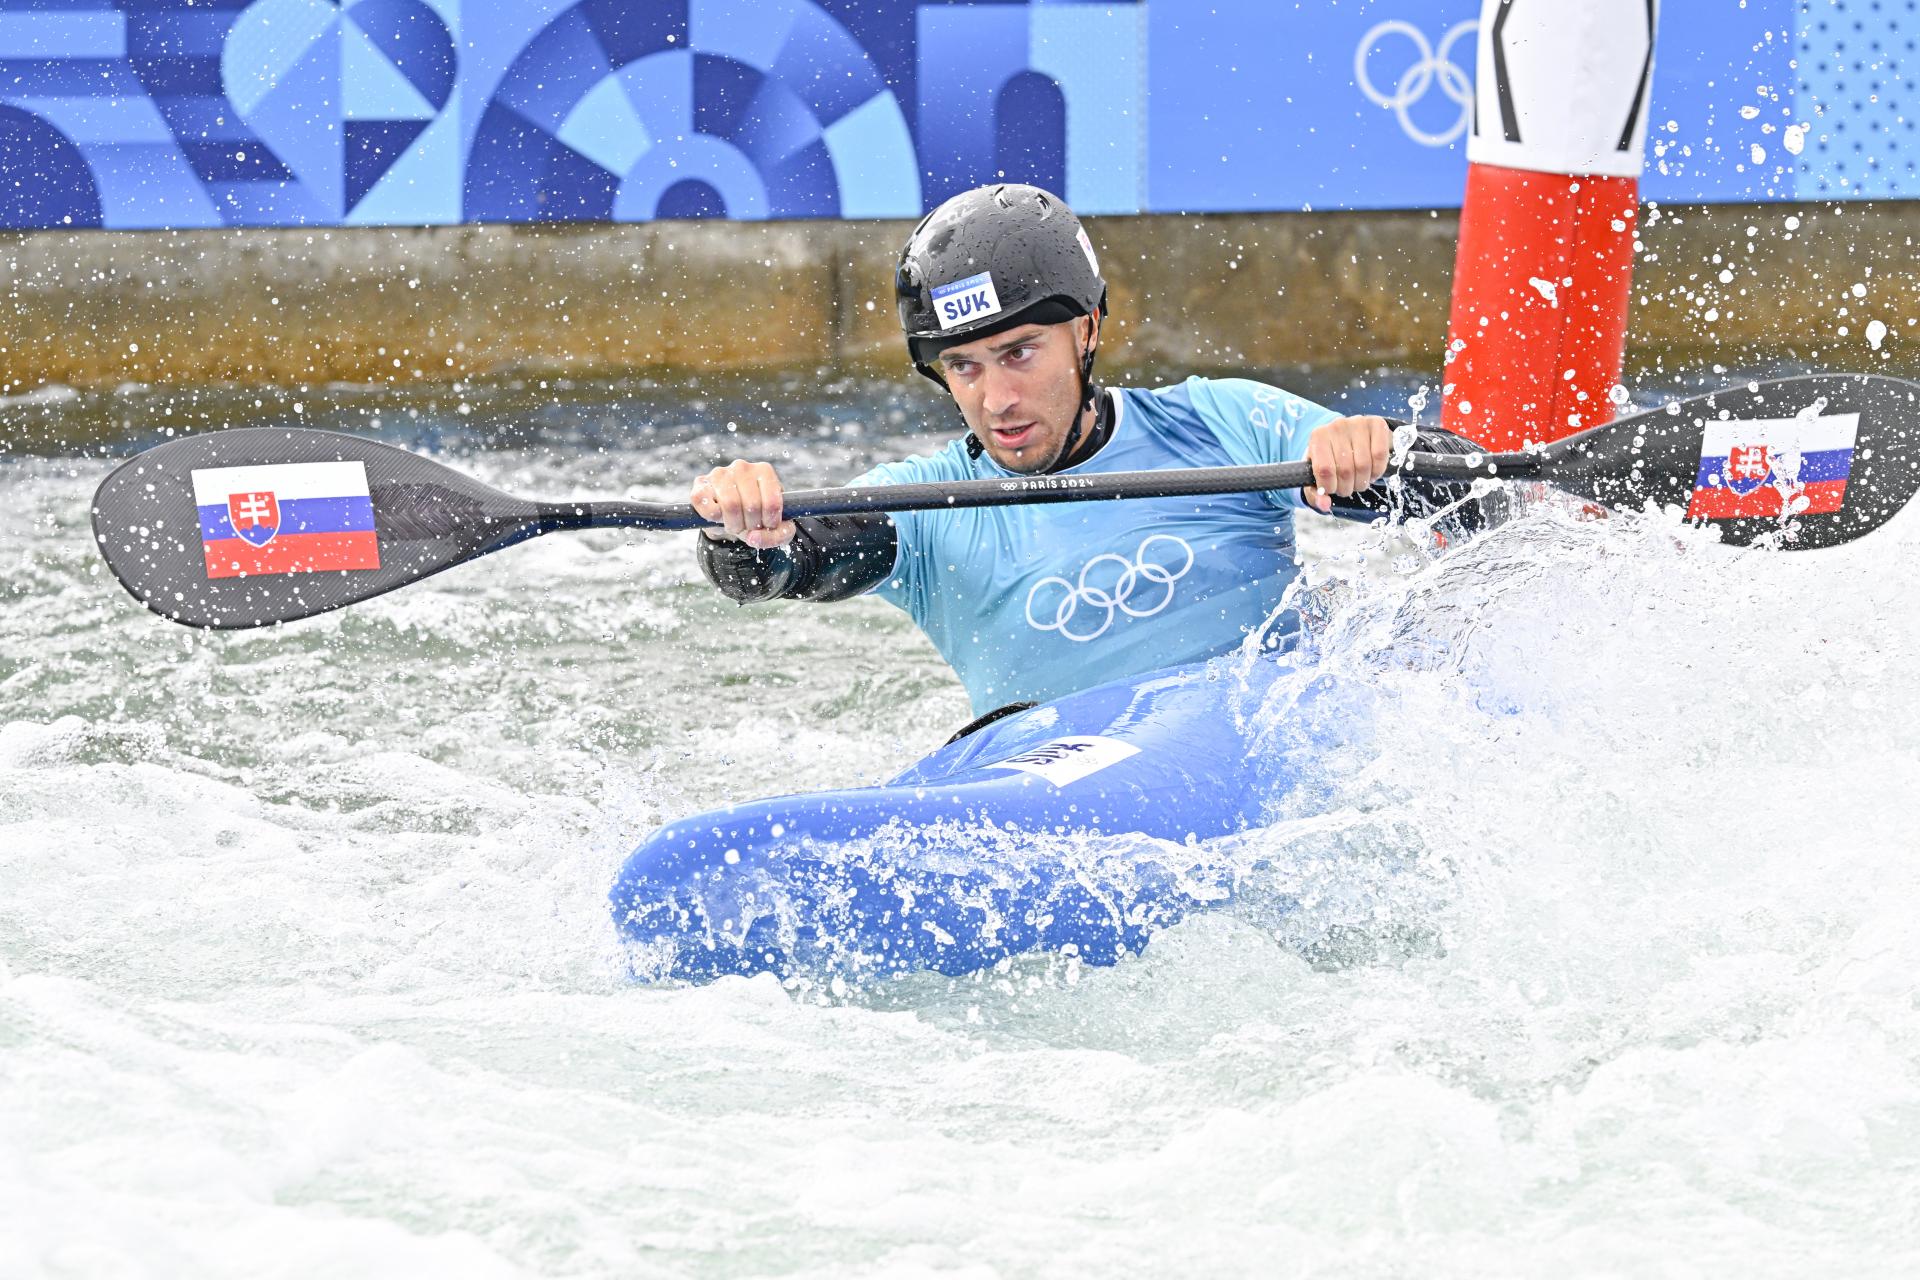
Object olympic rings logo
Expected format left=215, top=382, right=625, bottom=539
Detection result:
left=1354, top=19, right=1478, bottom=148
left=1025, top=535, right=1195, bottom=644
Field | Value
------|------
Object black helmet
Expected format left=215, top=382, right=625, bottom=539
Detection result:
left=895, top=184, right=1107, bottom=385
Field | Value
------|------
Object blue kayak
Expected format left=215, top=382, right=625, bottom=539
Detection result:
left=609, top=653, right=1368, bottom=982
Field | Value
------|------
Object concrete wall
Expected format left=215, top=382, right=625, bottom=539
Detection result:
left=0, top=202, right=1913, bottom=393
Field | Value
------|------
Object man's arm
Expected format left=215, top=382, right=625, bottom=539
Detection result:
left=1180, top=382, right=1503, bottom=534
left=1280, top=403, right=1506, bottom=532
left=1326, top=422, right=1510, bottom=533
left=690, top=459, right=898, bottom=604
left=698, top=512, right=898, bottom=603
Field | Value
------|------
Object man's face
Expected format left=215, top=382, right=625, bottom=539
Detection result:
left=936, top=317, right=1094, bottom=474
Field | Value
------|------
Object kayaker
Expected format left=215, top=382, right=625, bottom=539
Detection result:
left=691, top=183, right=1498, bottom=718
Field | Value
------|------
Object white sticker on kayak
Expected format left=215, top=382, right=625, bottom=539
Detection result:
left=986, top=735, right=1140, bottom=787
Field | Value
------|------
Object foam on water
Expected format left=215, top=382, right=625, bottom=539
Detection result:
left=4, top=417, right=1919, bottom=1276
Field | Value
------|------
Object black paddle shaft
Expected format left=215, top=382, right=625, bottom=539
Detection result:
left=570, top=458, right=1434, bottom=529
left=91, top=374, right=1920, bottom=628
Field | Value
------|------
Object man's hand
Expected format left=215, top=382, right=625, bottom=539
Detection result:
left=1303, top=415, right=1392, bottom=513
left=691, top=460, right=796, bottom=549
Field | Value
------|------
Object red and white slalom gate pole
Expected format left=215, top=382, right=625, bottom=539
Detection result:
left=1443, top=0, right=1659, bottom=450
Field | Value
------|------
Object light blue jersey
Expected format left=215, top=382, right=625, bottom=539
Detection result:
left=854, top=376, right=1341, bottom=714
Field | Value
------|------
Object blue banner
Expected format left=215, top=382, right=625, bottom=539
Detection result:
left=0, top=0, right=1904, bottom=230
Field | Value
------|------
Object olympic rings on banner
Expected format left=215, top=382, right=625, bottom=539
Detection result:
left=1354, top=19, right=1478, bottom=148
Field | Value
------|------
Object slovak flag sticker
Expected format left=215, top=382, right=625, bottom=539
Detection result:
left=1686, top=413, right=1859, bottom=520
left=192, top=461, right=381, bottom=579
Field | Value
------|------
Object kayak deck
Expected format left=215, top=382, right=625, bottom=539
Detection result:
left=609, top=655, right=1340, bottom=981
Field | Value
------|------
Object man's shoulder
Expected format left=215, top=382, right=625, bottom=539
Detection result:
left=851, top=435, right=980, bottom=488
left=1126, top=374, right=1303, bottom=408
left=1123, top=376, right=1337, bottom=434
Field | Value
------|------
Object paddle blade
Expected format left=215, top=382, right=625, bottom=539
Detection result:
left=1542, top=374, right=1920, bottom=548
left=91, top=427, right=544, bottom=629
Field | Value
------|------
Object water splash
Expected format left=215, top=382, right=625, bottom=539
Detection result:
left=5, top=406, right=1919, bottom=1274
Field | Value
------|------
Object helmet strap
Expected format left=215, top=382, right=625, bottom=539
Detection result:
left=1048, top=312, right=1103, bottom=473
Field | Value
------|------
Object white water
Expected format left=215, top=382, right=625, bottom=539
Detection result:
left=4, top=407, right=1919, bottom=1277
